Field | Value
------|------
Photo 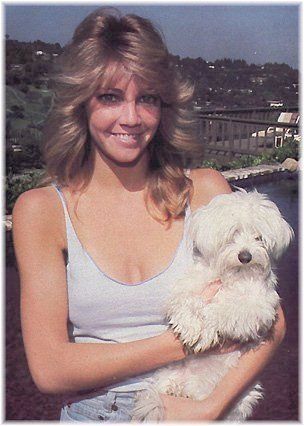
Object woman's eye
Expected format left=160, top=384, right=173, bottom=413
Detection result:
left=139, top=95, right=160, bottom=105
left=97, top=94, right=120, bottom=104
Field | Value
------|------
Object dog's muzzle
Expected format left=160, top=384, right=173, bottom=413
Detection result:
left=238, top=250, right=252, bottom=264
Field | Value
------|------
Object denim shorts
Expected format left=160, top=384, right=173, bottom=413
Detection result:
left=60, top=390, right=136, bottom=422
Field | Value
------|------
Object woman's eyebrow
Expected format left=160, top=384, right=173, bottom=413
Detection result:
left=138, top=89, right=159, bottom=96
left=97, top=87, right=123, bottom=93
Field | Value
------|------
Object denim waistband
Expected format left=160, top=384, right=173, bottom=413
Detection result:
left=61, top=390, right=136, bottom=422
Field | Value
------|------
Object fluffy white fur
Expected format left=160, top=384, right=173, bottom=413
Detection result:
left=132, top=189, right=293, bottom=422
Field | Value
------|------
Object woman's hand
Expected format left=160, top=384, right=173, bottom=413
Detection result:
left=200, top=278, right=242, bottom=355
left=161, top=394, right=221, bottom=421
left=201, top=278, right=222, bottom=303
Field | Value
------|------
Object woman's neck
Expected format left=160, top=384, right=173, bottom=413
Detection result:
left=89, top=149, right=150, bottom=193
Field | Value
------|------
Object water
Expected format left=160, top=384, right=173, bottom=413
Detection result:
left=245, top=175, right=299, bottom=421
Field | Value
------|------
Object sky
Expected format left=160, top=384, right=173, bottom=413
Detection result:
left=4, top=3, right=300, bottom=69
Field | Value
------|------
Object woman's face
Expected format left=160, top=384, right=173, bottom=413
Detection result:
left=86, top=68, right=161, bottom=166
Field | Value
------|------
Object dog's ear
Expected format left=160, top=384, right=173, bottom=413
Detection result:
left=272, top=217, right=294, bottom=260
left=190, top=205, right=219, bottom=256
left=252, top=194, right=294, bottom=260
left=190, top=193, right=239, bottom=255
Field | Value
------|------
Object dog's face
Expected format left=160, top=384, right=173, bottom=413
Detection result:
left=191, top=190, right=294, bottom=279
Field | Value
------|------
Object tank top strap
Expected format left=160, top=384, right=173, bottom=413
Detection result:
left=182, top=192, right=194, bottom=256
left=52, top=184, right=81, bottom=255
left=52, top=183, right=68, bottom=214
left=183, top=203, right=192, bottom=234
left=184, top=167, right=192, bottom=215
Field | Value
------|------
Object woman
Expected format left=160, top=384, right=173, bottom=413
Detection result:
left=13, top=8, right=286, bottom=422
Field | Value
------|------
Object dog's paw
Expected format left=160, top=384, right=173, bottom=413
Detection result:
left=167, top=296, right=205, bottom=347
left=169, top=316, right=203, bottom=348
left=190, top=337, right=215, bottom=354
left=132, top=387, right=164, bottom=422
left=189, top=328, right=222, bottom=353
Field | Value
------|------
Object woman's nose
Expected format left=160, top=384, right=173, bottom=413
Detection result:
left=120, top=101, right=141, bottom=126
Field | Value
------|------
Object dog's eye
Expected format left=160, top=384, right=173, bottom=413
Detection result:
left=255, top=235, right=263, bottom=242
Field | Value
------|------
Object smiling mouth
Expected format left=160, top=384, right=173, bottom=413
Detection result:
left=111, top=133, right=141, bottom=144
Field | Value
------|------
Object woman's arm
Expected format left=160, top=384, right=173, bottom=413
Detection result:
left=161, top=306, right=286, bottom=420
left=203, top=305, right=286, bottom=419
left=159, top=168, right=286, bottom=420
left=13, top=188, right=185, bottom=395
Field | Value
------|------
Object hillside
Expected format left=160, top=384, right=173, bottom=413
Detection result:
left=6, top=38, right=299, bottom=110
left=6, top=85, right=51, bottom=129
left=5, top=38, right=299, bottom=173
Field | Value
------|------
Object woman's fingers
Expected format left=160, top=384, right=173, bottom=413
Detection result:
left=201, top=279, right=222, bottom=303
left=200, top=279, right=241, bottom=354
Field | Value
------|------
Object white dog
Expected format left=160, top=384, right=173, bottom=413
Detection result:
left=133, top=189, right=293, bottom=422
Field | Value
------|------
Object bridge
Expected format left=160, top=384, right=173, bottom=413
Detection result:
left=196, top=106, right=299, bottom=163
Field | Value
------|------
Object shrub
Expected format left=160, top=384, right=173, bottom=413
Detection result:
left=200, top=159, right=221, bottom=170
left=224, top=153, right=276, bottom=170
left=226, top=155, right=258, bottom=170
left=251, top=152, right=275, bottom=165
left=271, top=139, right=299, bottom=163
left=6, top=169, right=44, bottom=213
left=200, top=139, right=299, bottom=171
left=19, top=83, right=29, bottom=94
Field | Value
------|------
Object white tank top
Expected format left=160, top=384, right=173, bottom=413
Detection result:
left=53, top=184, right=194, bottom=392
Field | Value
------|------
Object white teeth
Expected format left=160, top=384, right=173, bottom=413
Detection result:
left=113, top=133, right=137, bottom=141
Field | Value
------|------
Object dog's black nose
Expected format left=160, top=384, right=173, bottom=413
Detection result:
left=238, top=251, right=252, bottom=264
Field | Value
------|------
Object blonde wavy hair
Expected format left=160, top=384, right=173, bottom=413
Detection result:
left=43, top=7, right=202, bottom=222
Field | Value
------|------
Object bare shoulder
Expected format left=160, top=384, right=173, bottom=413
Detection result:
left=13, top=186, right=60, bottom=222
left=12, top=186, right=65, bottom=247
left=189, top=168, right=232, bottom=211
